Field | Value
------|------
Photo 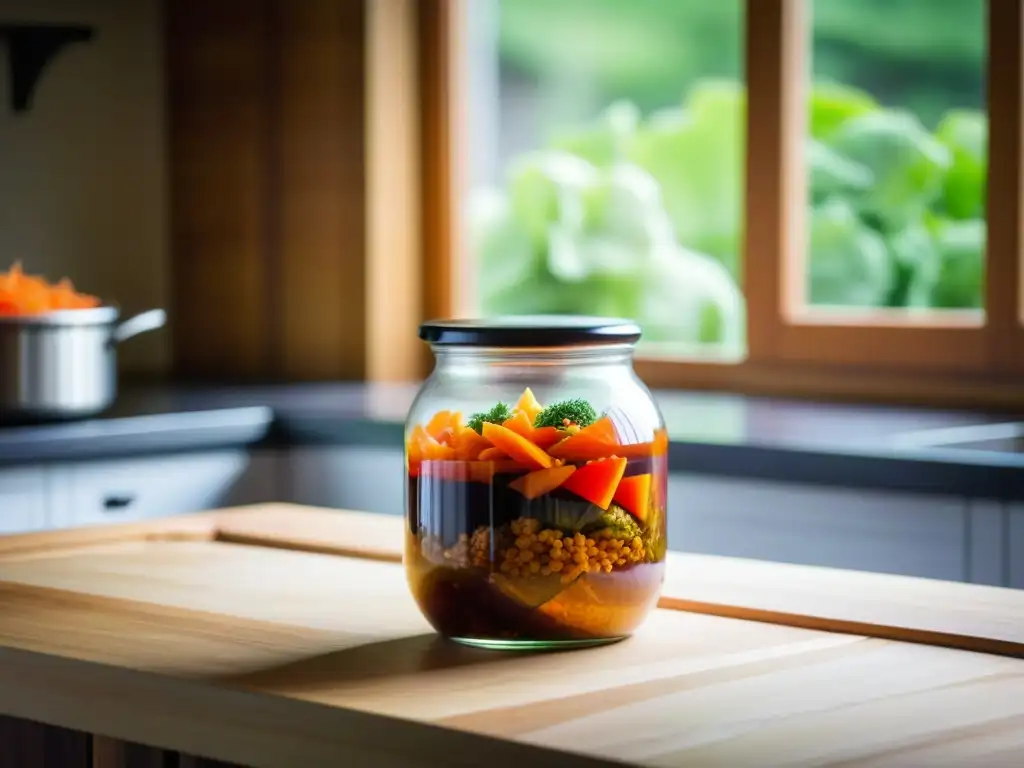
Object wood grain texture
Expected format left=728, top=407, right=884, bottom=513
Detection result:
left=276, top=0, right=366, bottom=380
left=0, top=505, right=1020, bottom=767
left=165, top=0, right=273, bottom=378
left=212, top=505, right=1024, bottom=658
left=987, top=0, right=1024, bottom=373
left=166, top=0, right=423, bottom=382
left=366, top=0, right=425, bottom=383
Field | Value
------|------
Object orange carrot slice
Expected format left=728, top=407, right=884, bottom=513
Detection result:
left=423, top=439, right=455, bottom=460
left=547, top=416, right=619, bottom=461
left=477, top=446, right=510, bottom=461
left=613, top=474, right=651, bottom=521
left=580, top=416, right=617, bottom=442
left=425, top=410, right=462, bottom=440
left=561, top=457, right=627, bottom=509
left=502, top=410, right=535, bottom=439
left=548, top=437, right=619, bottom=461
left=450, top=427, right=492, bottom=460
left=530, top=426, right=565, bottom=450
left=514, top=387, right=544, bottom=423
left=481, top=422, right=554, bottom=470
left=508, top=465, right=576, bottom=500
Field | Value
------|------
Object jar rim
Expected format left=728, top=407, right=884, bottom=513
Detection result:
left=419, top=315, right=641, bottom=348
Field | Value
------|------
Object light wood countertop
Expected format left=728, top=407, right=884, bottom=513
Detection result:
left=0, top=504, right=1021, bottom=767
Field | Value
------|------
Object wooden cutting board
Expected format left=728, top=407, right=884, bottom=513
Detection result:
left=0, top=503, right=1021, bottom=768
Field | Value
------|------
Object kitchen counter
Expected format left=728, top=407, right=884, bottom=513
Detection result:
left=1, top=381, right=1023, bottom=497
left=0, top=504, right=1021, bottom=767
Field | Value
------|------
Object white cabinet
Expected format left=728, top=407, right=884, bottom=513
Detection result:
left=285, top=446, right=405, bottom=516
left=966, top=500, right=1006, bottom=587
left=1010, top=503, right=1024, bottom=590
left=219, top=449, right=283, bottom=507
left=0, top=468, right=48, bottom=534
left=667, top=474, right=968, bottom=582
left=49, top=450, right=252, bottom=529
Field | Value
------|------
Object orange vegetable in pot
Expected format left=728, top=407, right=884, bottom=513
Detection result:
left=514, top=387, right=544, bottom=423
left=561, top=456, right=627, bottom=509
left=0, top=263, right=101, bottom=315
left=481, top=422, right=554, bottom=470
left=508, top=465, right=576, bottom=500
left=477, top=446, right=510, bottom=461
left=612, top=473, right=651, bottom=521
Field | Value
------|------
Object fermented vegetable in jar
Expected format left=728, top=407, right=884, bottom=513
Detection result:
left=405, top=316, right=667, bottom=649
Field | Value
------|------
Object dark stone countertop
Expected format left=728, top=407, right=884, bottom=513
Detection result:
left=1, top=381, right=1022, bottom=499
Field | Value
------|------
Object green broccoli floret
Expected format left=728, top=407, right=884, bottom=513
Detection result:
left=533, top=398, right=598, bottom=429
left=467, top=402, right=512, bottom=434
left=581, top=504, right=643, bottom=540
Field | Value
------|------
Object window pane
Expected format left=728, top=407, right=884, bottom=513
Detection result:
left=803, top=0, right=987, bottom=315
left=463, top=0, right=746, bottom=359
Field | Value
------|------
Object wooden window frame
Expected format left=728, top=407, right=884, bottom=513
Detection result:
left=415, top=0, right=1024, bottom=408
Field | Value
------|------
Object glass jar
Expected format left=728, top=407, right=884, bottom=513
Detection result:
left=404, top=316, right=668, bottom=650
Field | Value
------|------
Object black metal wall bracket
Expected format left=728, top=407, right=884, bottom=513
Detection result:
left=0, top=23, right=94, bottom=113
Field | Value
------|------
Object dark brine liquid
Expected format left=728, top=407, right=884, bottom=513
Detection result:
left=405, top=455, right=667, bottom=643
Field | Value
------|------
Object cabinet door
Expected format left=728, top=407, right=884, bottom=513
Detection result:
left=49, top=451, right=251, bottom=529
left=0, top=468, right=48, bottom=534
left=220, top=450, right=283, bottom=507
left=1010, top=503, right=1024, bottom=590
left=965, top=499, right=1006, bottom=587
left=667, top=474, right=968, bottom=581
left=285, top=446, right=405, bottom=516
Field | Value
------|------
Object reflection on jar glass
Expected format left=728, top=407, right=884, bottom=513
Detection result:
left=404, top=316, right=667, bottom=650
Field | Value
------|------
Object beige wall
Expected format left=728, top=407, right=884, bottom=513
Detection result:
left=0, top=0, right=169, bottom=373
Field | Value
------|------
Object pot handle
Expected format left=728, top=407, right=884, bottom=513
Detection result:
left=113, top=309, right=167, bottom=344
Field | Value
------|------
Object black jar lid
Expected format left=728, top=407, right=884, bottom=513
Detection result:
left=419, top=315, right=642, bottom=347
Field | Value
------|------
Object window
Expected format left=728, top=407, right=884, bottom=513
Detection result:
left=461, top=0, right=745, bottom=361
left=420, top=0, right=1024, bottom=406
left=802, top=0, right=987, bottom=319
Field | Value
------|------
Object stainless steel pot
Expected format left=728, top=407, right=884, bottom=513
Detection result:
left=0, top=307, right=166, bottom=422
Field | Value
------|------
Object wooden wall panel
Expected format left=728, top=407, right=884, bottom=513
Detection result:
left=276, top=1, right=367, bottom=380
left=166, top=0, right=422, bottom=381
left=166, top=0, right=273, bottom=378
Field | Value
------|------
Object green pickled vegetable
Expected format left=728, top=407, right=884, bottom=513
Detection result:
left=582, top=504, right=643, bottom=540
left=534, top=398, right=598, bottom=429
left=467, top=403, right=513, bottom=435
